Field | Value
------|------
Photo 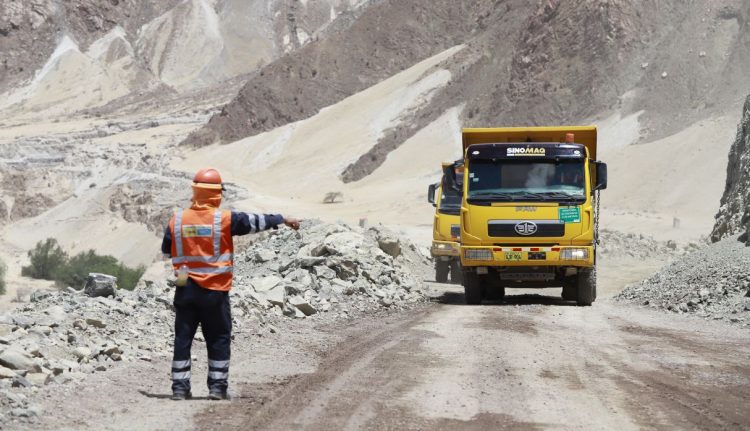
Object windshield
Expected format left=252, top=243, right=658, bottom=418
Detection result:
left=467, top=159, right=586, bottom=202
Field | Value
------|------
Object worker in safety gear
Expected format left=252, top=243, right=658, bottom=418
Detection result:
left=161, top=168, right=300, bottom=401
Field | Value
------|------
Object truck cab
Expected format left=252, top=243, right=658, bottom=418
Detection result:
left=455, top=127, right=607, bottom=306
left=428, top=162, right=463, bottom=283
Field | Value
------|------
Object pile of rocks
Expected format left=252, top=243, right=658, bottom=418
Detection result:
left=233, top=221, right=432, bottom=318
left=597, top=229, right=700, bottom=260
left=616, top=235, right=750, bottom=327
left=0, top=221, right=431, bottom=423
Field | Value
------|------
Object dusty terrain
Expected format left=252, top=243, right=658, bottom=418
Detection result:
left=13, top=272, right=750, bottom=431
left=1, top=0, right=749, bottom=429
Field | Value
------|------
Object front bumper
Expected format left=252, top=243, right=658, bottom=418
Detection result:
left=431, top=240, right=460, bottom=258
left=460, top=245, right=595, bottom=267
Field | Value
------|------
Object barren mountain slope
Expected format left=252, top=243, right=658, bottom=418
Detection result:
left=0, top=0, right=365, bottom=120
left=182, top=0, right=540, bottom=148
left=0, top=0, right=179, bottom=94
left=186, top=0, right=750, bottom=182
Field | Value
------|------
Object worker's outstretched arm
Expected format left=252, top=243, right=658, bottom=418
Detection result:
left=232, top=212, right=300, bottom=235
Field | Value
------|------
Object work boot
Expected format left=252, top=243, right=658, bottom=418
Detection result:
left=171, top=391, right=192, bottom=401
left=208, top=390, right=230, bottom=401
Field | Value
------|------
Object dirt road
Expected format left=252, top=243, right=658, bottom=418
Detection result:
left=191, top=286, right=749, bottom=431
left=22, top=284, right=750, bottom=431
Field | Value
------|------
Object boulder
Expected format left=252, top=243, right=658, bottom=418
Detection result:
left=288, top=296, right=317, bottom=316
left=85, top=317, right=107, bottom=329
left=251, top=275, right=283, bottom=292
left=0, top=348, right=41, bottom=372
left=0, top=365, right=17, bottom=379
left=313, top=265, right=336, bottom=280
left=377, top=233, right=401, bottom=258
left=24, top=372, right=51, bottom=386
left=284, top=268, right=313, bottom=287
left=261, top=285, right=285, bottom=307
left=84, top=273, right=118, bottom=298
left=254, top=248, right=276, bottom=263
left=323, top=232, right=365, bottom=256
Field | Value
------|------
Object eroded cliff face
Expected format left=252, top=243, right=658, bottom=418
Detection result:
left=712, top=95, right=750, bottom=243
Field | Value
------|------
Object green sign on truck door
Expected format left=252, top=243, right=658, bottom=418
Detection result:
left=558, top=207, right=581, bottom=223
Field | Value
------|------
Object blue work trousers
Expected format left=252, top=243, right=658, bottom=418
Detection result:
left=171, top=280, right=231, bottom=394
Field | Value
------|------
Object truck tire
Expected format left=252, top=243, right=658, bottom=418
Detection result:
left=435, top=261, right=450, bottom=283
left=463, top=271, right=482, bottom=305
left=450, top=260, right=462, bottom=284
left=576, top=270, right=596, bottom=306
left=483, top=276, right=505, bottom=300
left=561, top=280, right=576, bottom=301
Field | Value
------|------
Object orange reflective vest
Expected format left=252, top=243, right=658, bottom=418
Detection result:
left=169, top=208, right=233, bottom=291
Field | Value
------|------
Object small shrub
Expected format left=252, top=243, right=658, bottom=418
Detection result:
left=323, top=192, right=343, bottom=204
left=21, top=238, right=67, bottom=280
left=55, top=250, right=145, bottom=291
left=21, top=239, right=145, bottom=291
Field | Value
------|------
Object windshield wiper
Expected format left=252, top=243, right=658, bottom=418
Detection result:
left=537, top=191, right=585, bottom=202
left=468, top=192, right=516, bottom=200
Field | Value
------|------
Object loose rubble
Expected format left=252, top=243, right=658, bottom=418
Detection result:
left=0, top=221, right=431, bottom=425
left=597, top=229, right=700, bottom=260
left=616, top=235, right=750, bottom=327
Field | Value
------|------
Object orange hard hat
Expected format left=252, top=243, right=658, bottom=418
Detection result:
left=193, top=168, right=222, bottom=184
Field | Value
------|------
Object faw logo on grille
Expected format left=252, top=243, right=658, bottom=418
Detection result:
left=514, top=221, right=538, bottom=236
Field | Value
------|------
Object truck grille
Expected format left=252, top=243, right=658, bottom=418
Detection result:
left=488, top=220, right=565, bottom=237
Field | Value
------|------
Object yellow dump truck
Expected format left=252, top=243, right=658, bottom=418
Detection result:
left=427, top=162, right=463, bottom=283
left=451, top=126, right=607, bottom=306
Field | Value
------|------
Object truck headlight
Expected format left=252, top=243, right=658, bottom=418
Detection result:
left=435, top=243, right=452, bottom=250
left=464, top=249, right=493, bottom=261
left=560, top=248, right=589, bottom=260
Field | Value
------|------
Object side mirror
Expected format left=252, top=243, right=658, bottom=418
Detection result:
left=594, top=161, right=608, bottom=191
left=427, top=183, right=437, bottom=206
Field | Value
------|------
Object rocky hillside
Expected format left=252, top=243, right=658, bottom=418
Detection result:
left=0, top=0, right=364, bottom=119
left=712, top=94, right=750, bottom=242
left=185, top=0, right=750, bottom=182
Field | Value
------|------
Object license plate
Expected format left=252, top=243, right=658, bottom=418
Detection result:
left=504, top=252, right=522, bottom=261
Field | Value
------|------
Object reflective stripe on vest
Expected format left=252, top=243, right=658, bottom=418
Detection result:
left=188, top=266, right=234, bottom=274
left=172, top=253, right=234, bottom=264
left=213, top=210, right=221, bottom=258
left=174, top=210, right=185, bottom=258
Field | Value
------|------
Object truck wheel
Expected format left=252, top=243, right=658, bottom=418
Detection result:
left=561, top=280, right=576, bottom=301
left=435, top=261, right=449, bottom=283
left=450, top=260, right=462, bottom=284
left=483, top=276, right=505, bottom=300
left=576, top=270, right=596, bottom=306
left=463, top=271, right=482, bottom=305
